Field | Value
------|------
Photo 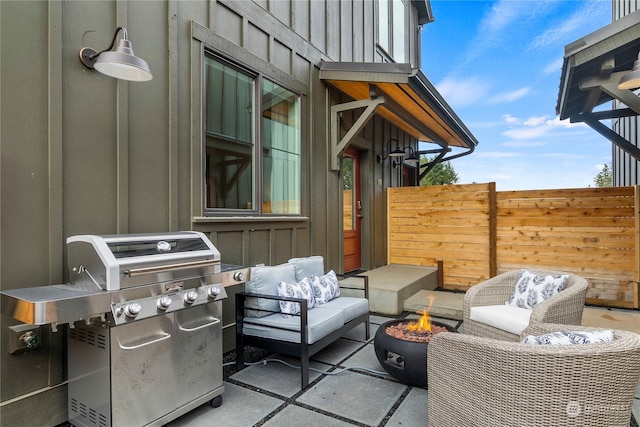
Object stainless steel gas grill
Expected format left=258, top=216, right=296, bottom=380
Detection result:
left=1, top=231, right=248, bottom=427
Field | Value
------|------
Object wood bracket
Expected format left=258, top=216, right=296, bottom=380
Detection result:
left=330, top=97, right=385, bottom=170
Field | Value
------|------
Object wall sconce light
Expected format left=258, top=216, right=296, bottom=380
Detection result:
left=619, top=51, right=640, bottom=90
left=377, top=139, right=421, bottom=168
left=79, top=26, right=152, bottom=82
left=377, top=139, right=406, bottom=164
left=402, top=146, right=420, bottom=165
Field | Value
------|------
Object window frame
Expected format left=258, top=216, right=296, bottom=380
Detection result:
left=376, top=0, right=407, bottom=63
left=202, top=49, right=304, bottom=217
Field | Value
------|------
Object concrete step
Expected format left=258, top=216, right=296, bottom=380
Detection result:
left=350, top=264, right=438, bottom=315
left=404, top=289, right=464, bottom=320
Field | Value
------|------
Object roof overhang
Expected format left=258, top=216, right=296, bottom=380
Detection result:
left=319, top=61, right=478, bottom=151
left=413, top=0, right=434, bottom=26
left=556, top=10, right=640, bottom=159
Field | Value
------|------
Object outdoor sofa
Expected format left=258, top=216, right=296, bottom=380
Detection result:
left=235, top=256, right=370, bottom=388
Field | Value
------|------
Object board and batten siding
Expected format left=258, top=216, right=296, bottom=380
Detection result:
left=1, top=1, right=425, bottom=425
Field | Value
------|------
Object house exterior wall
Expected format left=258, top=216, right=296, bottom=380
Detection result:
left=0, top=0, right=425, bottom=424
left=613, top=0, right=640, bottom=185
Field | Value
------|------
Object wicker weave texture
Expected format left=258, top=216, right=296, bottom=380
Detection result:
left=427, top=323, right=640, bottom=427
left=462, top=270, right=589, bottom=341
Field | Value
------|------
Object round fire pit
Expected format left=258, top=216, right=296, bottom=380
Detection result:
left=374, top=319, right=458, bottom=387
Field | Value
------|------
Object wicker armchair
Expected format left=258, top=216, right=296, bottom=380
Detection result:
left=427, top=323, right=640, bottom=427
left=462, top=270, right=589, bottom=341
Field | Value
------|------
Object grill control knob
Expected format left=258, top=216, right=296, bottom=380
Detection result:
left=207, top=286, right=221, bottom=298
left=233, top=271, right=245, bottom=282
left=125, top=303, right=142, bottom=318
left=184, top=291, right=198, bottom=304
left=157, top=296, right=172, bottom=311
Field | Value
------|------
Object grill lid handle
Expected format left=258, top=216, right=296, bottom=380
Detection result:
left=123, top=259, right=220, bottom=277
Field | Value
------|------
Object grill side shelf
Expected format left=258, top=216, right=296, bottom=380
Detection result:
left=1, top=285, right=109, bottom=326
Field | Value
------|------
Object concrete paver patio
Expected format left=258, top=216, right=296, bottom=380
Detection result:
left=166, top=314, right=445, bottom=427
left=166, top=309, right=640, bottom=426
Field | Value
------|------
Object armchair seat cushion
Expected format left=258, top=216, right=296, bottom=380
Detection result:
left=319, top=296, right=369, bottom=323
left=241, top=306, right=345, bottom=344
left=469, top=305, right=532, bottom=335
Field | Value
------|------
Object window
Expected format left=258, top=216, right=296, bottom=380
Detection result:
left=204, top=53, right=301, bottom=215
left=377, top=0, right=406, bottom=63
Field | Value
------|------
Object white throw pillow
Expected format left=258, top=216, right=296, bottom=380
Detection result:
left=522, top=330, right=615, bottom=345
left=276, top=277, right=315, bottom=317
left=506, top=270, right=568, bottom=309
left=311, top=270, right=340, bottom=304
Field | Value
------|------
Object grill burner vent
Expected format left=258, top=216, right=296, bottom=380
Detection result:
left=69, top=398, right=108, bottom=427
left=69, top=327, right=107, bottom=349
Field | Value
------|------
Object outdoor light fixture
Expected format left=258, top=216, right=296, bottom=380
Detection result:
left=392, top=147, right=420, bottom=168
left=377, top=139, right=406, bottom=164
left=402, top=146, right=420, bottom=165
left=618, top=51, right=640, bottom=90
left=79, top=26, right=152, bottom=82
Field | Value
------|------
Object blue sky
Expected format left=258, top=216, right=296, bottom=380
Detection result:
left=421, top=0, right=613, bottom=190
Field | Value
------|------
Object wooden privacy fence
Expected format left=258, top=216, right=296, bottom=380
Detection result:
left=387, top=183, right=639, bottom=309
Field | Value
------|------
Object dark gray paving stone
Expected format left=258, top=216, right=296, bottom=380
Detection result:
left=340, top=321, right=371, bottom=341
left=262, top=404, right=354, bottom=427
left=311, top=337, right=365, bottom=365
left=385, top=387, right=429, bottom=427
left=339, top=342, right=390, bottom=378
left=370, top=314, right=395, bottom=325
left=296, top=370, right=407, bottom=426
left=167, top=382, right=283, bottom=427
left=230, top=355, right=329, bottom=397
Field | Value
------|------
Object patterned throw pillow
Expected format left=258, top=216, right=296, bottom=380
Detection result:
left=505, top=270, right=568, bottom=309
left=276, top=277, right=315, bottom=317
left=311, top=270, right=340, bottom=304
left=522, top=330, right=615, bottom=345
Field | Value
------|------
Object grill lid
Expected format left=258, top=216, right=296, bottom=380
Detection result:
left=68, top=231, right=221, bottom=291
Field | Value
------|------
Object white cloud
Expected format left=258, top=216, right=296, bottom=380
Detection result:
left=459, top=0, right=534, bottom=68
left=501, top=140, right=547, bottom=148
left=471, top=150, right=524, bottom=159
left=543, top=57, right=563, bottom=75
left=502, top=114, right=520, bottom=124
left=502, top=126, right=549, bottom=140
left=488, top=87, right=531, bottom=104
left=498, top=114, right=589, bottom=141
left=436, top=76, right=491, bottom=108
left=545, top=116, right=587, bottom=129
left=523, top=116, right=547, bottom=126
left=528, top=0, right=610, bottom=51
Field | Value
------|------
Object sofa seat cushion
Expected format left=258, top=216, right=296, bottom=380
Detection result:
left=469, top=305, right=532, bottom=335
left=319, top=297, right=369, bottom=323
left=242, top=306, right=345, bottom=344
